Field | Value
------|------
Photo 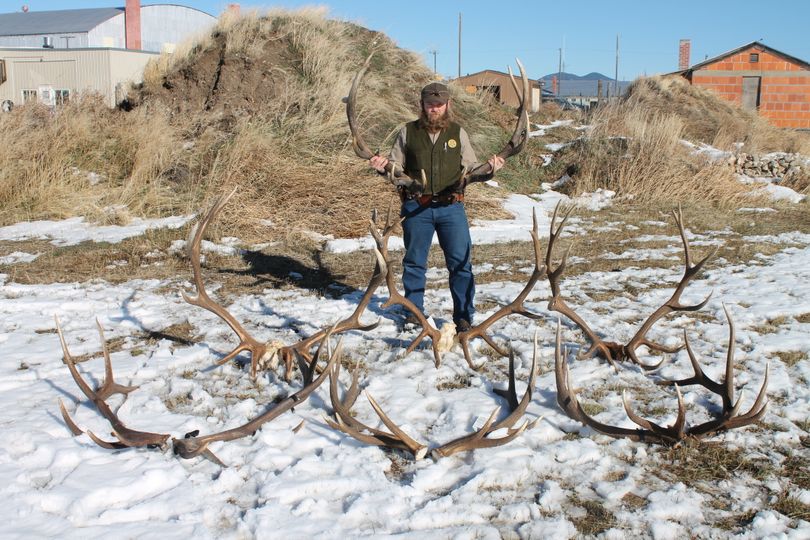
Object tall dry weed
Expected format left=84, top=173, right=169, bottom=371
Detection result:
left=0, top=95, right=187, bottom=224
left=0, top=8, right=564, bottom=239
left=623, top=76, right=810, bottom=155
left=568, top=102, right=746, bottom=205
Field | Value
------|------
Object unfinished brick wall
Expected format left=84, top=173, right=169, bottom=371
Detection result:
left=688, top=45, right=810, bottom=129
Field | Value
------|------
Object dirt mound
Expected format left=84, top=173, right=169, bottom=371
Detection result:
left=135, top=34, right=289, bottom=121
left=114, top=10, right=512, bottom=240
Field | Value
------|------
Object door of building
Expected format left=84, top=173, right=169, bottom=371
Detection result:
left=742, top=76, right=761, bottom=110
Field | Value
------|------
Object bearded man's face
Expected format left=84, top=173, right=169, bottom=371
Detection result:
left=420, top=101, right=451, bottom=131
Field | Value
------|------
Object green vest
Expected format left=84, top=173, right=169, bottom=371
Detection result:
left=403, top=121, right=463, bottom=194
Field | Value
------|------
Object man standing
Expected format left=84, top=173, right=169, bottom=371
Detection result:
left=370, top=82, right=504, bottom=333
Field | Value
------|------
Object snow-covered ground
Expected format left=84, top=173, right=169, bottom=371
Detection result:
left=0, top=190, right=808, bottom=538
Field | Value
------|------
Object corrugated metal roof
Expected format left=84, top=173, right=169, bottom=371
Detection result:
left=0, top=8, right=123, bottom=36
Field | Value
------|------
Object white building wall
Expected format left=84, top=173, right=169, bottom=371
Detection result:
left=0, top=33, right=89, bottom=49
left=140, top=5, right=216, bottom=53
left=87, top=14, right=126, bottom=49
left=0, top=48, right=157, bottom=107
left=0, top=5, right=215, bottom=53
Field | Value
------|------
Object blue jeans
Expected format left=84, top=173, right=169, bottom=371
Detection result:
left=400, top=199, right=474, bottom=324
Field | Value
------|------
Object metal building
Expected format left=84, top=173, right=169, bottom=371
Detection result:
left=0, top=47, right=157, bottom=107
left=454, top=70, right=543, bottom=112
left=0, top=1, right=217, bottom=108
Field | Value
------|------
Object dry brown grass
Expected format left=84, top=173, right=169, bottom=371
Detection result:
left=0, top=8, right=508, bottom=243
left=569, top=494, right=617, bottom=536
left=549, top=74, right=810, bottom=205
left=1, top=9, right=809, bottom=245
left=0, top=96, right=185, bottom=224
left=621, top=76, right=810, bottom=155
left=657, top=441, right=775, bottom=486
left=561, top=104, right=748, bottom=206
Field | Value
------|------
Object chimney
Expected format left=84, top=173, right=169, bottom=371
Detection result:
left=678, top=39, right=691, bottom=71
left=125, top=0, right=142, bottom=50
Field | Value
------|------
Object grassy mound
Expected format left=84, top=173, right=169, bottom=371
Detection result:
left=543, top=75, right=810, bottom=202
left=1, top=10, right=807, bottom=240
left=0, top=8, right=514, bottom=241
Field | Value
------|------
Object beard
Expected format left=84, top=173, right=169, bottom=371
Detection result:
left=418, top=107, right=452, bottom=131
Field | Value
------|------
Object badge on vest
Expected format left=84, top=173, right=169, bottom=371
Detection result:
left=447, top=139, right=457, bottom=149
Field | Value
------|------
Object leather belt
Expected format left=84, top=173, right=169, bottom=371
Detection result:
left=414, top=193, right=464, bottom=206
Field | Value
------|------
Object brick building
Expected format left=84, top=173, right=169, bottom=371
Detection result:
left=678, top=41, right=810, bottom=129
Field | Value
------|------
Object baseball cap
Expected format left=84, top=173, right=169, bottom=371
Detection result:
left=421, top=82, right=450, bottom=105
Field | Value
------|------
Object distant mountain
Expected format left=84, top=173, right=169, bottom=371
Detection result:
left=540, top=71, right=614, bottom=81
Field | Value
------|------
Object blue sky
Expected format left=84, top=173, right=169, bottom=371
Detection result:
left=12, top=1, right=810, bottom=80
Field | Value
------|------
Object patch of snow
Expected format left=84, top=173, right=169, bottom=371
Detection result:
left=0, top=215, right=195, bottom=246
left=0, top=251, right=41, bottom=264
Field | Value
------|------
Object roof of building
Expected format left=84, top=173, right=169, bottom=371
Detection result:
left=0, top=8, right=125, bottom=36
left=678, top=41, right=810, bottom=74
left=0, top=5, right=216, bottom=37
left=552, top=79, right=632, bottom=98
left=456, top=69, right=542, bottom=88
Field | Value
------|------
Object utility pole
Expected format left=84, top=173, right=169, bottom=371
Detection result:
left=457, top=13, right=462, bottom=78
left=557, top=47, right=562, bottom=96
left=614, top=34, right=620, bottom=99
left=429, top=49, right=438, bottom=75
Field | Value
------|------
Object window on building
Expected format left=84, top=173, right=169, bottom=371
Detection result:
left=750, top=53, right=759, bottom=63
left=0, top=60, right=5, bottom=84
left=22, top=89, right=37, bottom=103
left=55, top=89, right=70, bottom=105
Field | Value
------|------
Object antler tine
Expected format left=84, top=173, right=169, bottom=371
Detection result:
left=661, top=305, right=769, bottom=438
left=93, top=319, right=139, bottom=400
left=364, top=393, right=428, bottom=459
left=432, top=339, right=538, bottom=459
left=172, top=333, right=340, bottom=464
left=464, top=58, right=531, bottom=184
left=620, top=386, right=686, bottom=445
left=369, top=214, right=445, bottom=368
left=326, top=357, right=428, bottom=458
left=56, top=316, right=170, bottom=449
left=657, top=328, right=729, bottom=407
left=278, top=225, right=386, bottom=373
left=553, top=321, right=669, bottom=443
left=492, top=351, right=519, bottom=410
left=546, top=203, right=716, bottom=371
left=346, top=53, right=419, bottom=189
left=556, top=303, right=769, bottom=445
left=622, top=206, right=716, bottom=369
left=719, top=363, right=769, bottom=429
left=182, top=188, right=279, bottom=379
left=346, top=53, right=375, bottom=160
left=458, top=207, right=547, bottom=369
left=491, top=340, right=538, bottom=432
left=431, top=408, right=530, bottom=459
left=544, top=203, right=621, bottom=369
left=499, top=58, right=531, bottom=159
left=326, top=334, right=536, bottom=460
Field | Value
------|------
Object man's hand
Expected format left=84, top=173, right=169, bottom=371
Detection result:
left=370, top=155, right=389, bottom=174
left=488, top=155, right=505, bottom=173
